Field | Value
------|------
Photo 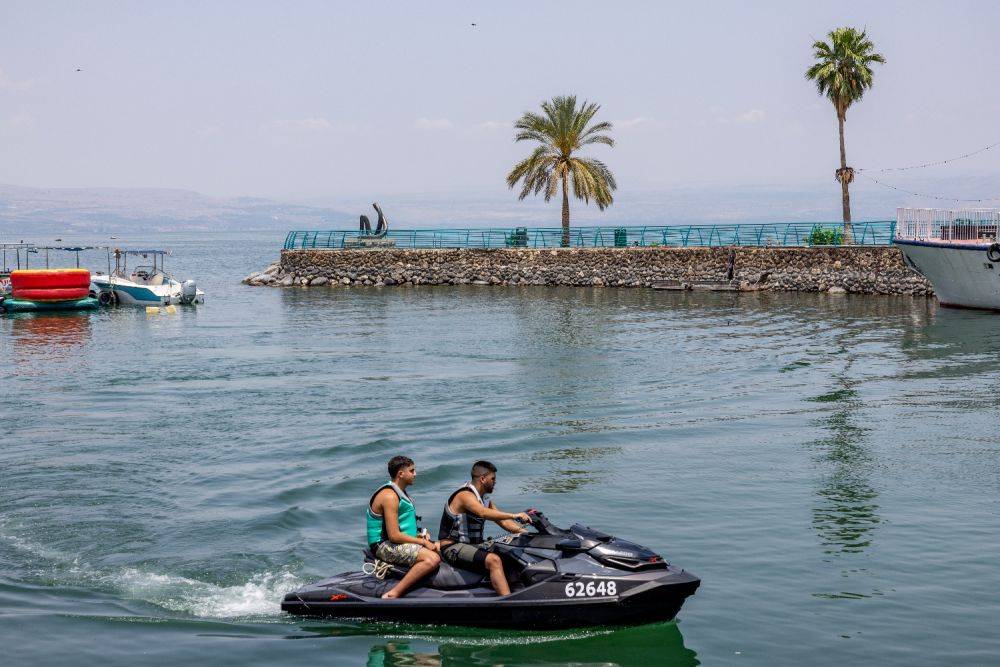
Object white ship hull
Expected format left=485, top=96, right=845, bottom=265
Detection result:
left=896, top=239, right=1000, bottom=310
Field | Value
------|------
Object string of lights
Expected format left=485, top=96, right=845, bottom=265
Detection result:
left=852, top=136, right=1000, bottom=202
left=860, top=172, right=1000, bottom=203
left=857, top=139, right=1000, bottom=173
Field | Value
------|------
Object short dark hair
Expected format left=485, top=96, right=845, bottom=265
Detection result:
left=471, top=460, right=497, bottom=479
left=388, top=456, right=414, bottom=479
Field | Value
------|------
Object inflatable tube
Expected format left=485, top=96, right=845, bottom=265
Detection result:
left=1, top=297, right=99, bottom=312
left=12, top=287, right=92, bottom=301
left=988, top=243, right=1000, bottom=263
left=10, top=269, right=91, bottom=290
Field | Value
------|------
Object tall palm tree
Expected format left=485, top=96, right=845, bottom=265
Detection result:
left=506, top=96, right=617, bottom=247
left=806, top=27, right=885, bottom=242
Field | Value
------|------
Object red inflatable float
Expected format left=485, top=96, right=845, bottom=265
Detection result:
left=11, top=286, right=92, bottom=301
left=10, top=269, right=91, bottom=290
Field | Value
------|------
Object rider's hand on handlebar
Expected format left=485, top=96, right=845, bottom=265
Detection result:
left=513, top=512, right=532, bottom=525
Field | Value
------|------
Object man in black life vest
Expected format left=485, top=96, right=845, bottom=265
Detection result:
left=437, top=460, right=531, bottom=596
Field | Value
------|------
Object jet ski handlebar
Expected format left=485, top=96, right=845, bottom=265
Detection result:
left=521, top=509, right=571, bottom=536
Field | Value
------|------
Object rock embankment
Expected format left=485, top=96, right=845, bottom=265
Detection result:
left=243, top=246, right=933, bottom=295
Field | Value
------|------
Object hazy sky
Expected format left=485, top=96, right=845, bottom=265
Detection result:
left=2, top=1, right=1000, bottom=203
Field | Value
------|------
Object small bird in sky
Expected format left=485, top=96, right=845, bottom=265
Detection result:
left=470, top=23, right=476, bottom=27
left=76, top=68, right=82, bottom=72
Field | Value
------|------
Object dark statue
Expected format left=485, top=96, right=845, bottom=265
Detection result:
left=359, top=203, right=388, bottom=238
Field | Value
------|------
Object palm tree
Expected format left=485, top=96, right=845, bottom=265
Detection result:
left=506, top=96, right=617, bottom=247
left=806, top=27, right=885, bottom=242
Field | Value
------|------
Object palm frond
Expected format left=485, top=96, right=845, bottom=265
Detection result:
left=573, top=157, right=616, bottom=210
left=545, top=166, right=561, bottom=202
left=507, top=146, right=557, bottom=200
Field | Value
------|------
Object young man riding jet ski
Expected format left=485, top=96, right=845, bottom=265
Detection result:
left=366, top=456, right=441, bottom=599
left=438, top=460, right=531, bottom=596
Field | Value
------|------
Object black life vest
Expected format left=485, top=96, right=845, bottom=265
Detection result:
left=438, top=483, right=487, bottom=544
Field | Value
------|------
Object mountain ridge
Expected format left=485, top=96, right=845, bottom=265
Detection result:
left=3, top=177, right=992, bottom=235
left=0, top=184, right=352, bottom=234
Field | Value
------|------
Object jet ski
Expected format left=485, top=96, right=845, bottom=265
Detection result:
left=281, top=509, right=699, bottom=629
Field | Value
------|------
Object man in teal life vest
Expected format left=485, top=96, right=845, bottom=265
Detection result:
left=438, top=460, right=531, bottom=596
left=367, top=455, right=441, bottom=599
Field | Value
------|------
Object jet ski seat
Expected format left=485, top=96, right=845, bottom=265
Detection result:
left=362, top=548, right=487, bottom=590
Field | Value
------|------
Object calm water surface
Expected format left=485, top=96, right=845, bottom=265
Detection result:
left=1, top=233, right=999, bottom=665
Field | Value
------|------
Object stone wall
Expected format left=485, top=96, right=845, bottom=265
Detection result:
left=244, top=246, right=933, bottom=295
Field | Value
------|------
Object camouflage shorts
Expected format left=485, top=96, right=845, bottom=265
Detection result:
left=374, top=540, right=422, bottom=567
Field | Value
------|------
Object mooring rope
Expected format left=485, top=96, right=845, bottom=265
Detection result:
left=362, top=559, right=392, bottom=580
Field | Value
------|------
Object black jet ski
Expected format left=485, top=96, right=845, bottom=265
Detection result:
left=281, top=509, right=699, bottom=629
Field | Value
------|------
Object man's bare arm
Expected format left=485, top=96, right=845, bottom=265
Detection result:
left=454, top=492, right=529, bottom=529
left=489, top=500, right=527, bottom=533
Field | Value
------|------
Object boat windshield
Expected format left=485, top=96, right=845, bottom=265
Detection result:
left=129, top=265, right=169, bottom=285
left=110, top=249, right=170, bottom=282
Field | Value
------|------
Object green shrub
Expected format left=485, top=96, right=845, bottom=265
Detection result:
left=808, top=227, right=843, bottom=246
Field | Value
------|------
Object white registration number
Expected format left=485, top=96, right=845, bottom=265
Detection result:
left=564, top=579, right=617, bottom=598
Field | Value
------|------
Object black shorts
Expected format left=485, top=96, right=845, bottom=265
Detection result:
left=441, top=542, right=491, bottom=573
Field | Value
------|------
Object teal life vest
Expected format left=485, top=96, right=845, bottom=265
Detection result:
left=366, top=482, right=418, bottom=547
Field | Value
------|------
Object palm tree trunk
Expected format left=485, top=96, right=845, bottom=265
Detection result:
left=838, top=112, right=853, bottom=244
left=561, top=174, right=570, bottom=247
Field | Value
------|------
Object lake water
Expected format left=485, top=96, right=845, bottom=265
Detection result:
left=2, top=232, right=999, bottom=665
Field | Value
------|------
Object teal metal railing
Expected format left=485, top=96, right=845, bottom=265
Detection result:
left=283, top=221, right=896, bottom=250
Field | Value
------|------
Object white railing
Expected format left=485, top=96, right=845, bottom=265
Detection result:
left=896, top=207, right=1000, bottom=242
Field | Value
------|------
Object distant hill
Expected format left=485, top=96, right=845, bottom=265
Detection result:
left=2, top=176, right=992, bottom=236
left=0, top=184, right=352, bottom=234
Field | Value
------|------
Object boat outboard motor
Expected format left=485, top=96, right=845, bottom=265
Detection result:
left=180, top=280, right=198, bottom=304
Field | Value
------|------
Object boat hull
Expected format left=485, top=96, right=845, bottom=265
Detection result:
left=896, top=239, right=1000, bottom=311
left=90, top=277, right=205, bottom=307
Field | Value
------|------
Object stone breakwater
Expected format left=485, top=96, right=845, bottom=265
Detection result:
left=244, top=247, right=933, bottom=295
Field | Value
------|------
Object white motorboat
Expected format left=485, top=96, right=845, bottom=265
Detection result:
left=895, top=207, right=1000, bottom=311
left=90, top=249, right=205, bottom=307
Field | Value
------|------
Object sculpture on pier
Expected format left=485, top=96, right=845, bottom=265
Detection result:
left=344, top=202, right=396, bottom=248
left=359, top=203, right=388, bottom=238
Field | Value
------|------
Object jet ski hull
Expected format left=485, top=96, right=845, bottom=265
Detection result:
left=282, top=566, right=699, bottom=629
